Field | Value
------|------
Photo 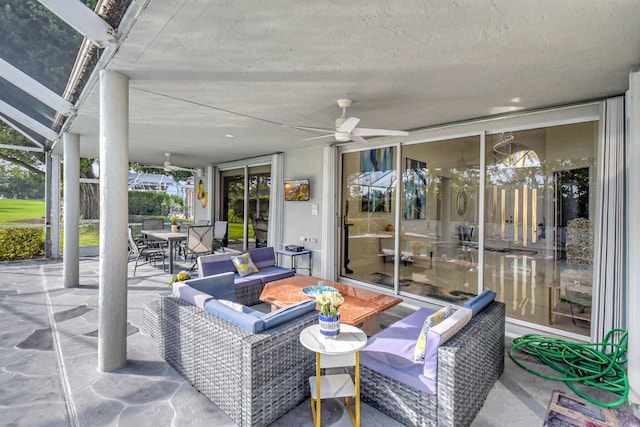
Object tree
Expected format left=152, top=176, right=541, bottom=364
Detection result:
left=0, top=123, right=100, bottom=217
left=0, top=124, right=46, bottom=198
left=0, top=163, right=43, bottom=198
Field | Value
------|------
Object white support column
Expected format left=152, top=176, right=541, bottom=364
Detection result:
left=321, top=146, right=336, bottom=280
left=205, top=165, right=214, bottom=222
left=627, top=71, right=640, bottom=410
left=63, top=133, right=80, bottom=287
left=51, top=153, right=61, bottom=258
left=269, top=153, right=284, bottom=252
left=98, top=70, right=129, bottom=372
left=44, top=151, right=53, bottom=257
left=208, top=165, right=217, bottom=224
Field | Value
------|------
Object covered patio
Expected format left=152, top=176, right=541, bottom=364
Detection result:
left=2, top=1, right=640, bottom=423
left=3, top=256, right=636, bottom=426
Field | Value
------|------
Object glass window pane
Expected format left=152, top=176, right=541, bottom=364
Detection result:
left=399, top=136, right=480, bottom=302
left=221, top=169, right=245, bottom=251
left=0, top=114, right=48, bottom=147
left=0, top=1, right=86, bottom=95
left=341, top=147, right=397, bottom=287
left=0, top=78, right=57, bottom=128
left=248, top=165, right=270, bottom=248
left=221, top=165, right=271, bottom=251
left=483, top=122, right=597, bottom=336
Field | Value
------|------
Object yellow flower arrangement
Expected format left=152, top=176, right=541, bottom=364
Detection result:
left=315, top=290, right=344, bottom=317
left=169, top=270, right=191, bottom=287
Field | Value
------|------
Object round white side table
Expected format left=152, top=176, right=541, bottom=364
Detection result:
left=299, top=324, right=367, bottom=427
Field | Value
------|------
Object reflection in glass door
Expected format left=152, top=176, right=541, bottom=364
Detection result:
left=220, top=166, right=271, bottom=251
left=341, top=147, right=397, bottom=287
left=338, top=120, right=598, bottom=337
left=248, top=166, right=271, bottom=248
left=221, top=169, right=245, bottom=250
left=397, top=137, right=481, bottom=303
left=483, top=123, right=597, bottom=336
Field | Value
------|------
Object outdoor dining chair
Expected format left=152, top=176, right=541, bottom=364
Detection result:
left=212, top=221, right=228, bottom=252
left=183, top=225, right=215, bottom=270
left=176, top=221, right=209, bottom=258
left=141, top=218, right=167, bottom=248
left=252, top=217, right=268, bottom=248
left=128, top=226, right=166, bottom=276
left=141, top=218, right=165, bottom=231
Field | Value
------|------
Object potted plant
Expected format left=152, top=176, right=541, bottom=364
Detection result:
left=171, top=216, right=181, bottom=232
left=315, top=290, right=344, bottom=338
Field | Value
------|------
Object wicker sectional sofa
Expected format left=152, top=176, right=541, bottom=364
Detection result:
left=360, top=298, right=505, bottom=427
left=193, top=246, right=294, bottom=306
left=152, top=276, right=317, bottom=427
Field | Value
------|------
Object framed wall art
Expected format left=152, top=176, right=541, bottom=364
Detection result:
left=284, top=179, right=310, bottom=201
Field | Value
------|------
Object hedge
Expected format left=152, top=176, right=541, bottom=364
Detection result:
left=128, top=190, right=183, bottom=216
left=0, top=228, right=45, bottom=261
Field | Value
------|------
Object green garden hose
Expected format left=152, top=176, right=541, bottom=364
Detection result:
left=509, top=329, right=629, bottom=407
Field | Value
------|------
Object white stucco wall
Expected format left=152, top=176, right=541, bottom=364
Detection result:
left=282, top=144, right=326, bottom=276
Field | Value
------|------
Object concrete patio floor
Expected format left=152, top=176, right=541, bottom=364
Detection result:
left=1, top=256, right=638, bottom=426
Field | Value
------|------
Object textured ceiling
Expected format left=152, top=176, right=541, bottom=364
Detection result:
left=65, top=0, right=640, bottom=168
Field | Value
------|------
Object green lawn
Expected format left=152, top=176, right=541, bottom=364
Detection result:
left=0, top=199, right=98, bottom=246
left=0, top=198, right=44, bottom=224
left=0, top=199, right=254, bottom=246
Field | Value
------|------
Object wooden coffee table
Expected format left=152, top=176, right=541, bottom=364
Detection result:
left=260, top=275, right=402, bottom=335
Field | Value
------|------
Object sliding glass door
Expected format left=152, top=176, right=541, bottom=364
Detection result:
left=483, top=122, right=597, bottom=335
left=341, top=147, right=397, bottom=285
left=221, top=165, right=271, bottom=250
left=339, top=120, right=598, bottom=336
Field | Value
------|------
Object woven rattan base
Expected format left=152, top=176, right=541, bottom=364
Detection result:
left=156, top=295, right=316, bottom=427
left=361, top=302, right=505, bottom=427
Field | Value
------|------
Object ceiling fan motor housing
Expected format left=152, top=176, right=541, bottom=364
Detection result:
left=334, top=132, right=351, bottom=142
left=337, top=99, right=352, bottom=108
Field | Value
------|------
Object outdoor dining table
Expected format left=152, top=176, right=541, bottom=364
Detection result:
left=142, top=229, right=187, bottom=274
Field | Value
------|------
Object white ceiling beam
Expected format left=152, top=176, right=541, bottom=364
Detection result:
left=0, top=143, right=44, bottom=152
left=0, top=100, right=58, bottom=142
left=37, top=0, right=116, bottom=48
left=0, top=58, right=74, bottom=115
left=0, top=117, right=45, bottom=148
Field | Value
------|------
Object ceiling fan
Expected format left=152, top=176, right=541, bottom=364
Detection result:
left=149, top=153, right=194, bottom=172
left=288, top=99, right=409, bottom=144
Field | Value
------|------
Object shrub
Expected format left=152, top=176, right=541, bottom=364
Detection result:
left=128, top=191, right=183, bottom=217
left=0, top=228, right=45, bottom=260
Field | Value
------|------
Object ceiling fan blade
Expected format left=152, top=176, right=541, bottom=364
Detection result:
left=171, top=165, right=195, bottom=172
left=284, top=124, right=335, bottom=134
left=337, top=116, right=360, bottom=133
left=350, top=135, right=368, bottom=144
left=303, top=134, right=334, bottom=142
left=351, top=128, right=409, bottom=137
